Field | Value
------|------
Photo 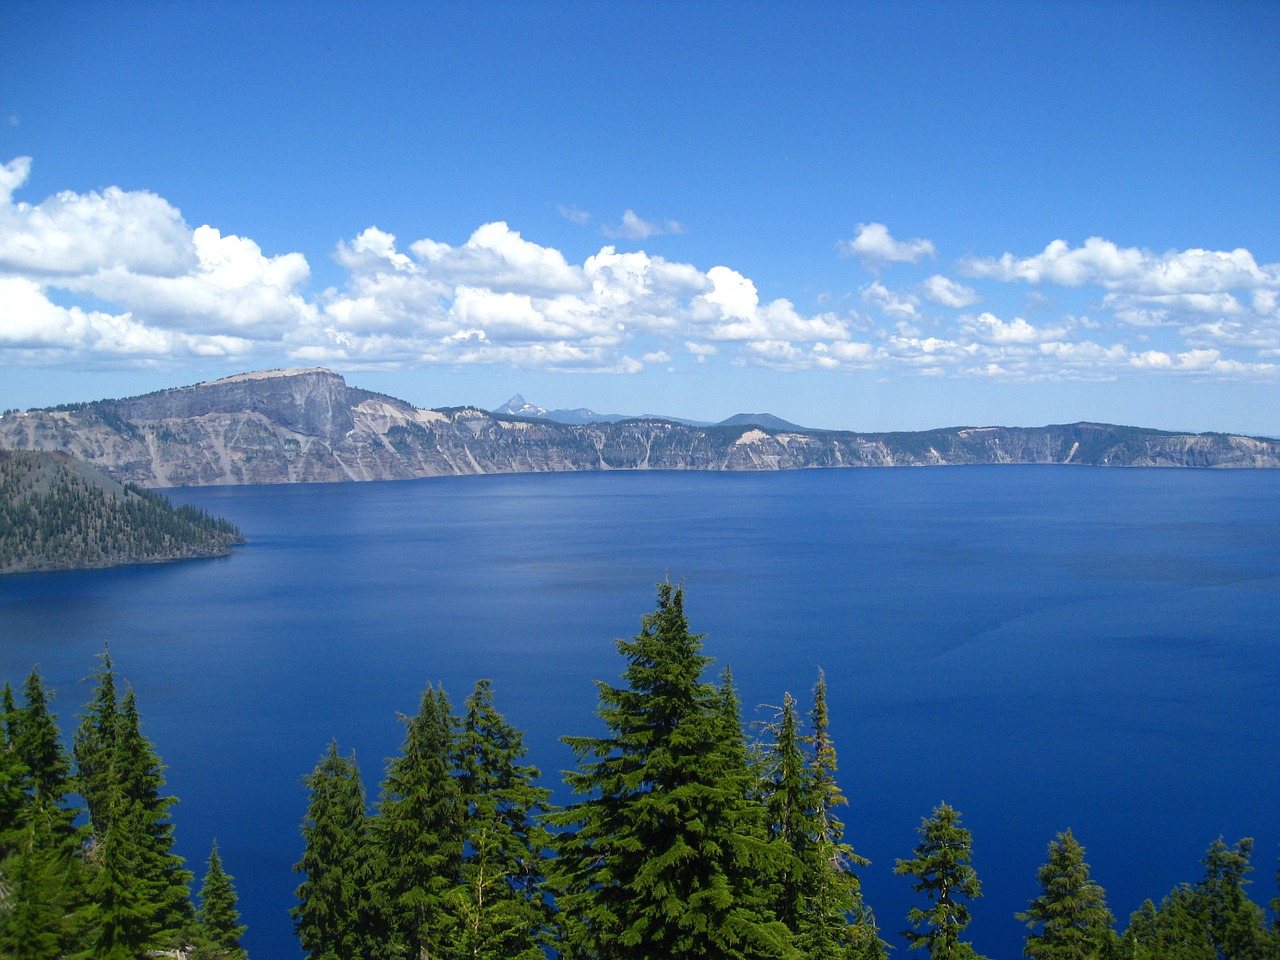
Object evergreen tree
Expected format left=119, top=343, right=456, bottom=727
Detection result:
left=1121, top=885, right=1214, bottom=960
left=0, top=682, right=23, bottom=838
left=1196, top=837, right=1270, bottom=960
left=452, top=678, right=555, bottom=960
left=374, top=683, right=463, bottom=960
left=14, top=670, right=74, bottom=815
left=84, top=687, right=194, bottom=956
left=0, top=813, right=86, bottom=960
left=763, top=692, right=814, bottom=936
left=1017, top=829, right=1115, bottom=959
left=894, top=802, right=985, bottom=960
left=549, top=581, right=797, bottom=960
left=194, top=840, right=248, bottom=960
left=73, top=647, right=120, bottom=834
left=0, top=672, right=88, bottom=959
left=807, top=671, right=882, bottom=960
left=293, top=741, right=382, bottom=960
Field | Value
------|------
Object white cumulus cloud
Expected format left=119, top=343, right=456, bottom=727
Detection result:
left=922, top=274, right=980, bottom=308
left=861, top=281, right=919, bottom=321
left=963, top=236, right=1280, bottom=295
left=961, top=312, right=1070, bottom=345
left=4, top=158, right=1280, bottom=385
left=839, top=222, right=936, bottom=265
left=0, top=156, right=194, bottom=278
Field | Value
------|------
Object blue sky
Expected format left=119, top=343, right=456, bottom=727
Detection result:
left=3, top=1, right=1279, bottom=434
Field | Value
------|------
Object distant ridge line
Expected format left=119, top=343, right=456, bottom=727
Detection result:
left=2, top=368, right=1277, bottom=486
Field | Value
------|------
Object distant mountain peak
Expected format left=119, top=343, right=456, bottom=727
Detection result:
left=717, top=412, right=811, bottom=432
left=496, top=394, right=548, bottom=417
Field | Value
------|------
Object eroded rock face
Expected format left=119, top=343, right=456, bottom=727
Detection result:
left=2, top=368, right=1278, bottom=487
left=106, top=368, right=360, bottom=441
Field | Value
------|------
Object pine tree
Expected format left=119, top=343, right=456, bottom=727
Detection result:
left=549, top=580, right=797, bottom=960
left=0, top=813, right=86, bottom=960
left=1272, top=850, right=1280, bottom=942
left=807, top=671, right=882, bottom=960
left=1017, top=829, right=1115, bottom=959
left=73, top=647, right=119, bottom=833
left=194, top=840, right=248, bottom=960
left=1197, top=837, right=1269, bottom=960
left=0, top=672, right=88, bottom=959
left=452, top=678, right=555, bottom=960
left=14, top=670, right=74, bottom=816
left=762, top=692, right=818, bottom=937
left=86, top=802, right=163, bottom=960
left=894, top=802, right=985, bottom=960
left=293, top=741, right=382, bottom=960
left=374, top=683, right=463, bottom=960
left=0, top=682, right=23, bottom=838
left=1122, top=885, right=1214, bottom=960
left=83, top=686, right=194, bottom=956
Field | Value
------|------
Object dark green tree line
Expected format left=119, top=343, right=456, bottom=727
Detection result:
left=0, top=655, right=247, bottom=960
left=293, top=678, right=556, bottom=960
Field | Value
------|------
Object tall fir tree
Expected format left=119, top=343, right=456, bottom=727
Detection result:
left=549, top=581, right=797, bottom=960
left=894, top=802, right=985, bottom=960
left=0, top=682, right=22, bottom=839
left=1196, top=837, right=1270, bottom=960
left=1017, top=829, right=1116, bottom=960
left=293, top=741, right=383, bottom=960
left=451, top=678, right=556, bottom=960
left=374, top=683, right=463, bottom=960
left=14, top=670, right=75, bottom=817
left=1121, top=885, right=1214, bottom=960
left=807, top=671, right=882, bottom=960
left=73, top=647, right=120, bottom=835
left=194, top=840, right=248, bottom=960
left=0, top=672, right=88, bottom=959
left=761, top=692, right=820, bottom=939
left=114, top=691, right=194, bottom=937
left=82, top=683, right=194, bottom=957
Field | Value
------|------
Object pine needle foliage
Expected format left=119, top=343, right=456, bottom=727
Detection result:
left=807, top=672, right=883, bottom=960
left=894, top=802, right=985, bottom=960
left=293, top=741, right=384, bottom=960
left=1196, top=837, right=1271, bottom=960
left=194, top=840, right=248, bottom=960
left=549, top=580, right=798, bottom=960
left=1017, top=829, right=1115, bottom=959
left=0, top=673, right=89, bottom=959
left=374, top=684, right=463, bottom=960
left=79, top=679, right=194, bottom=957
left=452, top=678, right=557, bottom=960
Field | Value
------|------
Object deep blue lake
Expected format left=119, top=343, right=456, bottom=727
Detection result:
left=2, top=466, right=1277, bottom=959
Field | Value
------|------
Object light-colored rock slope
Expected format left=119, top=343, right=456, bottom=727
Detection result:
left=2, top=368, right=1277, bottom=487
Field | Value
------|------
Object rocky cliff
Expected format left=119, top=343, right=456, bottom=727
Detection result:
left=2, top=368, right=1277, bottom=487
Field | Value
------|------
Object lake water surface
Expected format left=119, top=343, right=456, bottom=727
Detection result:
left=1, top=466, right=1277, bottom=959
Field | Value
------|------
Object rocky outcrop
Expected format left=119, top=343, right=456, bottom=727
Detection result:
left=2, top=368, right=1277, bottom=487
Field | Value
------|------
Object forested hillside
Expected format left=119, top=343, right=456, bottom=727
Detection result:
left=3, top=586, right=1278, bottom=959
left=0, top=449, right=243, bottom=573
